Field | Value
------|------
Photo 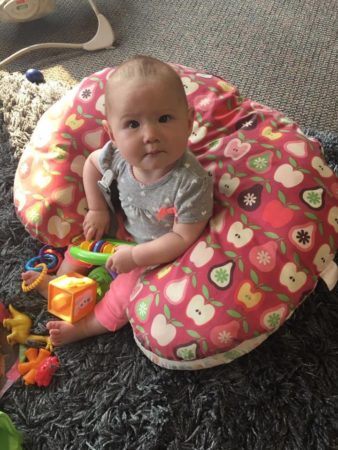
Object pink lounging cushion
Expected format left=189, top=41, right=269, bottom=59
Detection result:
left=14, top=65, right=338, bottom=369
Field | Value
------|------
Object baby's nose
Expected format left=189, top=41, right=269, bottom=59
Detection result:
left=143, top=123, right=159, bottom=143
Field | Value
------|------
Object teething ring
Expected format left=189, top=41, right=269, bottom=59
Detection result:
left=22, top=263, right=48, bottom=293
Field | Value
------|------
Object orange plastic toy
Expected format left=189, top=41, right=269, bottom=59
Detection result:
left=48, top=273, right=97, bottom=323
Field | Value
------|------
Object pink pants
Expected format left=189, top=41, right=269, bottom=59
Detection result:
left=94, top=267, right=143, bottom=331
left=65, top=247, right=142, bottom=331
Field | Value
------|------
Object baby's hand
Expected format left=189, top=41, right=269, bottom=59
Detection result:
left=83, top=209, right=110, bottom=241
left=106, top=245, right=137, bottom=274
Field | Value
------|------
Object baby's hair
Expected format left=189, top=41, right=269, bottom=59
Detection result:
left=105, top=55, right=188, bottom=115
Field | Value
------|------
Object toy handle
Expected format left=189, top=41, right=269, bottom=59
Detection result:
left=69, top=239, right=135, bottom=266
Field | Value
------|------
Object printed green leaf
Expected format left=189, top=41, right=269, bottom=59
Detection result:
left=250, top=269, right=259, bottom=285
left=238, top=259, right=244, bottom=272
left=211, top=300, right=223, bottom=307
left=261, top=143, right=275, bottom=149
left=251, top=176, right=264, bottom=182
left=305, top=212, right=318, bottom=220
left=238, top=131, right=245, bottom=141
left=172, top=320, right=184, bottom=327
left=182, top=266, right=192, bottom=274
left=260, top=285, right=274, bottom=292
left=242, top=320, right=249, bottom=333
left=202, top=340, right=209, bottom=353
left=227, top=164, right=235, bottom=174
left=187, top=330, right=201, bottom=339
left=318, top=222, right=324, bottom=236
left=202, top=285, right=209, bottom=299
left=293, top=253, right=301, bottom=266
left=288, top=204, right=301, bottom=210
left=218, top=160, right=224, bottom=169
left=276, top=149, right=282, bottom=159
left=227, top=309, right=242, bottom=319
left=149, top=285, right=158, bottom=292
left=288, top=157, right=297, bottom=168
left=264, top=231, right=280, bottom=239
left=164, top=304, right=171, bottom=319
left=240, top=214, right=248, bottom=225
left=280, top=241, right=287, bottom=255
left=136, top=325, right=145, bottom=333
left=225, top=251, right=237, bottom=258
left=266, top=182, right=272, bottom=193
left=278, top=190, right=287, bottom=205
left=77, top=105, right=83, bottom=114
left=155, top=293, right=160, bottom=306
left=277, top=293, right=290, bottom=302
left=192, top=275, right=197, bottom=288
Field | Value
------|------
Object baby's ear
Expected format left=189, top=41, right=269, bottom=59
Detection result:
left=187, top=107, right=195, bottom=132
left=102, top=120, right=116, bottom=145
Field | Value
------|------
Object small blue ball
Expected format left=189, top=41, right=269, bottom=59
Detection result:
left=25, top=68, right=45, bottom=84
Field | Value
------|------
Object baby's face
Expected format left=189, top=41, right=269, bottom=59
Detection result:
left=105, top=77, right=193, bottom=182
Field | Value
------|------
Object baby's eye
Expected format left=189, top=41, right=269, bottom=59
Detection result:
left=159, top=114, right=172, bottom=123
left=127, top=120, right=139, bottom=129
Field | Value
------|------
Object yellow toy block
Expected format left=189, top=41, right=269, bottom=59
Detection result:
left=48, top=273, right=97, bottom=323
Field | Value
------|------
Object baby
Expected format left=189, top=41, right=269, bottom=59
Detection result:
left=22, top=55, right=213, bottom=346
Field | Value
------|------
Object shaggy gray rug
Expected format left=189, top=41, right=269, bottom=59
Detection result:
left=0, top=74, right=337, bottom=450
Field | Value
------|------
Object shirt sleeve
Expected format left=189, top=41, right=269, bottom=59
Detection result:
left=97, top=141, right=122, bottom=176
left=175, top=173, right=214, bottom=223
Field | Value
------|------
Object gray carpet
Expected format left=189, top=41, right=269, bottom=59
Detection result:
left=0, top=0, right=337, bottom=132
left=0, top=71, right=338, bottom=450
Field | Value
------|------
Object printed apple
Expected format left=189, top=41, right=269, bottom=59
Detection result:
left=236, top=280, right=263, bottom=309
left=261, top=126, right=282, bottom=140
left=227, top=221, right=254, bottom=248
left=210, top=321, right=240, bottom=348
left=328, top=206, right=338, bottom=232
left=189, top=241, right=214, bottom=267
left=311, top=156, right=333, bottom=178
left=182, top=77, right=199, bottom=95
left=262, top=199, right=294, bottom=228
left=279, top=262, right=307, bottom=293
left=217, top=80, right=234, bottom=92
left=274, top=164, right=304, bottom=188
left=284, top=141, right=307, bottom=158
left=218, top=172, right=240, bottom=197
left=189, top=121, right=207, bottom=144
left=224, top=138, right=251, bottom=160
left=76, top=197, right=88, bottom=216
left=65, top=113, right=85, bottom=130
left=47, top=215, right=71, bottom=239
left=150, top=314, right=176, bottom=346
left=186, top=295, right=215, bottom=326
left=95, top=94, right=105, bottom=115
left=249, top=241, right=278, bottom=272
left=51, top=185, right=75, bottom=206
left=313, top=244, right=334, bottom=272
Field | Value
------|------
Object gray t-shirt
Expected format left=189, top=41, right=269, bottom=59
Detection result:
left=97, top=141, right=213, bottom=243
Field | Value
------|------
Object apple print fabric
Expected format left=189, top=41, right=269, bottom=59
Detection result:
left=14, top=65, right=338, bottom=369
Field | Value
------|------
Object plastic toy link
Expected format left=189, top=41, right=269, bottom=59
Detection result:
left=21, top=262, right=48, bottom=292
left=70, top=238, right=135, bottom=266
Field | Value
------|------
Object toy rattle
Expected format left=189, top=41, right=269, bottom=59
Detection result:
left=69, top=238, right=135, bottom=266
